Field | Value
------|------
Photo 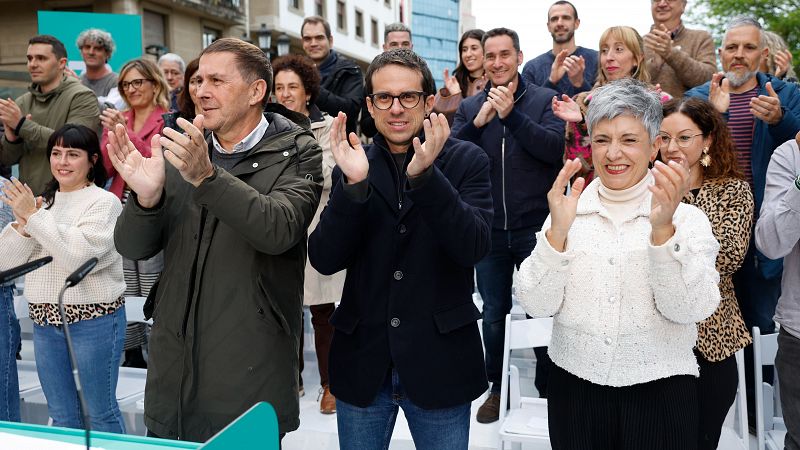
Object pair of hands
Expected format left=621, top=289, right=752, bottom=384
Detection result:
left=473, top=82, right=515, bottom=128
left=709, top=73, right=783, bottom=124
left=545, top=158, right=689, bottom=252
left=0, top=98, right=30, bottom=141
left=0, top=178, right=43, bottom=236
left=549, top=49, right=586, bottom=88
left=329, top=111, right=451, bottom=184
left=100, top=108, right=127, bottom=130
left=106, top=115, right=214, bottom=208
left=643, top=24, right=674, bottom=59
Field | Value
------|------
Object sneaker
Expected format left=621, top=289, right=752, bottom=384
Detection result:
left=318, top=385, right=336, bottom=414
left=476, top=393, right=501, bottom=423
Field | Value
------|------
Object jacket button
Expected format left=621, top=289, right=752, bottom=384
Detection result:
left=283, top=151, right=289, bottom=157
left=608, top=257, right=615, bottom=265
left=674, top=243, right=681, bottom=252
left=398, top=224, right=406, bottom=234
left=609, top=296, right=616, bottom=304
left=177, top=331, right=182, bottom=338
left=257, top=307, right=264, bottom=315
left=252, top=162, right=259, bottom=168
left=390, top=318, right=400, bottom=328
left=604, top=337, right=613, bottom=345
left=393, top=270, right=403, bottom=280
left=560, top=260, right=569, bottom=266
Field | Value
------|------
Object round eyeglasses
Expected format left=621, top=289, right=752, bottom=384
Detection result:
left=369, top=91, right=425, bottom=110
left=659, top=132, right=704, bottom=149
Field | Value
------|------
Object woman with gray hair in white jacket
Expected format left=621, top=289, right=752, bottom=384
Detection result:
left=516, top=78, right=721, bottom=450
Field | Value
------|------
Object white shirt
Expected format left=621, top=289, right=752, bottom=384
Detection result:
left=211, top=114, right=269, bottom=154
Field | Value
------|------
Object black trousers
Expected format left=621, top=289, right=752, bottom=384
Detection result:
left=696, top=349, right=739, bottom=450
left=547, top=363, right=698, bottom=450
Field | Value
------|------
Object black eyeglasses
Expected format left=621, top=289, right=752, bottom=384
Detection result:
left=120, top=78, right=153, bottom=91
left=369, top=91, right=425, bottom=110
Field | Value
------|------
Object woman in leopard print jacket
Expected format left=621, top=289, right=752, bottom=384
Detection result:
left=660, top=97, right=753, bottom=450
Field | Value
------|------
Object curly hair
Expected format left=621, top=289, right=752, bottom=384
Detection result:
left=661, top=97, right=744, bottom=180
left=271, top=54, right=322, bottom=104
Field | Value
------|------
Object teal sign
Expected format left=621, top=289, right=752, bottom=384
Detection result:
left=37, top=11, right=142, bottom=75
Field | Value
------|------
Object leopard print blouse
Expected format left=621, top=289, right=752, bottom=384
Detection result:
left=683, top=177, right=753, bottom=362
left=29, top=296, right=125, bottom=326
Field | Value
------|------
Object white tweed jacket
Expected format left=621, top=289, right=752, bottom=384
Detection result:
left=516, top=177, right=721, bottom=386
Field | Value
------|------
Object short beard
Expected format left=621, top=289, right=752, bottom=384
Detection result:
left=551, top=30, right=574, bottom=44
left=724, top=70, right=756, bottom=89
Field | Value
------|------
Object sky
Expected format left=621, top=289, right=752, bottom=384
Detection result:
left=470, top=0, right=705, bottom=63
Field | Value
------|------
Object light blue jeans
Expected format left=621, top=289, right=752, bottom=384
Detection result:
left=0, top=285, right=20, bottom=421
left=33, top=306, right=126, bottom=433
left=336, top=369, right=471, bottom=450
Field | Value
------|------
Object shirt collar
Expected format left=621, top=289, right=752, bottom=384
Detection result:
left=211, top=114, right=269, bottom=154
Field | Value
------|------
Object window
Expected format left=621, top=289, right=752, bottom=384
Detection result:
left=289, top=0, right=303, bottom=10
left=203, top=27, right=220, bottom=49
left=385, top=0, right=390, bottom=7
left=336, top=0, right=346, bottom=31
left=371, top=18, right=379, bottom=46
left=315, top=0, right=326, bottom=17
left=355, top=10, right=364, bottom=39
left=143, top=10, right=166, bottom=50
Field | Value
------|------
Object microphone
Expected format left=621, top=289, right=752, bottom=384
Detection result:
left=58, top=257, right=100, bottom=450
left=65, top=257, right=98, bottom=287
left=0, top=256, right=53, bottom=284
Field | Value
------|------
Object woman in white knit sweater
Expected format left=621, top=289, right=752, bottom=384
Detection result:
left=0, top=124, right=126, bottom=433
left=516, top=79, right=720, bottom=449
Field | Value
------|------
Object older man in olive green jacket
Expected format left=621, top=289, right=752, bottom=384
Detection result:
left=108, top=38, right=322, bottom=442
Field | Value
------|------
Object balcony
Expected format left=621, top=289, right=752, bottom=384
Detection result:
left=167, top=0, right=246, bottom=22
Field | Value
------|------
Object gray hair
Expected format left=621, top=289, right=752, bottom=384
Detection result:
left=586, top=78, right=663, bottom=142
left=158, top=53, right=186, bottom=73
left=726, top=15, right=765, bottom=48
left=384, top=22, right=412, bottom=41
left=76, top=28, right=115, bottom=58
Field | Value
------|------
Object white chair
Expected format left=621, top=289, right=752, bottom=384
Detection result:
left=498, top=314, right=553, bottom=450
left=719, top=349, right=749, bottom=449
left=753, top=326, right=786, bottom=450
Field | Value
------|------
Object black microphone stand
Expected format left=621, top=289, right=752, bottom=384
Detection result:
left=57, top=282, right=92, bottom=450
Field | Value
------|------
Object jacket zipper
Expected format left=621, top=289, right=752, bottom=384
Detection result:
left=501, top=126, right=508, bottom=230
left=389, top=153, right=405, bottom=210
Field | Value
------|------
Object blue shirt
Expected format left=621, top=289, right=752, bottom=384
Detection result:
left=522, top=46, right=598, bottom=97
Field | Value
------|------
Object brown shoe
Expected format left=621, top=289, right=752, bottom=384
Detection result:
left=319, top=385, right=336, bottom=414
left=476, top=393, right=500, bottom=423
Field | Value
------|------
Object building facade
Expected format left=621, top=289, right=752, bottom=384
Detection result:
left=408, top=0, right=460, bottom=89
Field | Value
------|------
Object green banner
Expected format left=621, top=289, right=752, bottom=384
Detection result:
left=37, top=11, right=143, bottom=75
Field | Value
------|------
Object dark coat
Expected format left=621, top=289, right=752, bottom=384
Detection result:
left=686, top=72, right=800, bottom=279
left=114, top=112, right=322, bottom=441
left=308, top=134, right=493, bottom=409
left=316, top=51, right=364, bottom=135
left=452, top=75, right=565, bottom=231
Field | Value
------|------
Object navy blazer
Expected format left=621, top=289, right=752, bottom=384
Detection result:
left=308, top=133, right=493, bottom=409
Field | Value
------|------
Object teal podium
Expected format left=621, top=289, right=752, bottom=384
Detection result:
left=0, top=402, right=279, bottom=449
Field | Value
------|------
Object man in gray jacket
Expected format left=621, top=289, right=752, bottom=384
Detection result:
left=107, top=37, right=322, bottom=442
left=755, top=132, right=800, bottom=450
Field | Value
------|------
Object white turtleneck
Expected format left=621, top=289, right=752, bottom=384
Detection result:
left=597, top=173, right=652, bottom=228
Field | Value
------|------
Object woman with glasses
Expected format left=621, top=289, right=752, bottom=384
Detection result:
left=552, top=26, right=671, bottom=182
left=660, top=96, right=753, bottom=450
left=271, top=54, right=345, bottom=415
left=99, top=59, right=169, bottom=362
left=516, top=79, right=720, bottom=449
left=433, top=29, right=486, bottom=125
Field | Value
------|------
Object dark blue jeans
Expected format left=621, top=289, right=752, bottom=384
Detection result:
left=476, top=226, right=537, bottom=393
left=336, top=369, right=471, bottom=450
left=0, top=284, right=20, bottom=421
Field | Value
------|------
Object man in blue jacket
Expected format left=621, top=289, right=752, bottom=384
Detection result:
left=309, top=49, right=493, bottom=449
left=685, top=15, right=800, bottom=424
left=452, top=27, right=565, bottom=423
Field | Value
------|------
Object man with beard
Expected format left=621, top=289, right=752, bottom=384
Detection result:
left=686, top=15, right=800, bottom=425
left=521, top=1, right=597, bottom=97
left=643, top=0, right=715, bottom=99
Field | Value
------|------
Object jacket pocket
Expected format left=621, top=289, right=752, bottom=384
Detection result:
left=434, top=302, right=481, bottom=334
left=254, top=276, right=291, bottom=335
left=330, top=305, right=359, bottom=335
